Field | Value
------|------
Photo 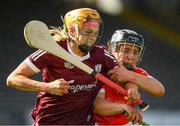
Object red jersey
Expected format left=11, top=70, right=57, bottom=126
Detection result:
left=25, top=41, right=117, bottom=125
left=94, top=67, right=149, bottom=125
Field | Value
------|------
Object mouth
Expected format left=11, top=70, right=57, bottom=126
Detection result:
left=86, top=41, right=94, bottom=47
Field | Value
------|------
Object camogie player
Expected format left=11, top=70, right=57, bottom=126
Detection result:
left=94, top=29, right=165, bottom=125
left=7, top=9, right=144, bottom=125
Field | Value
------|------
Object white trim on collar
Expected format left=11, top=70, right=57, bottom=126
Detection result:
left=67, top=42, right=90, bottom=61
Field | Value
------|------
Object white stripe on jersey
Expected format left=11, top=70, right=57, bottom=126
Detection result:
left=34, top=51, right=46, bottom=61
left=25, top=58, right=40, bottom=73
left=31, top=50, right=44, bottom=59
left=104, top=49, right=116, bottom=60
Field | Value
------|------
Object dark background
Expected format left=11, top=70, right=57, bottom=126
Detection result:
left=0, top=0, right=180, bottom=124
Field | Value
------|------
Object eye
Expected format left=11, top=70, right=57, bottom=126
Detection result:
left=123, top=49, right=129, bottom=54
left=82, top=30, right=99, bottom=37
left=85, top=30, right=91, bottom=34
left=81, top=30, right=92, bottom=35
left=94, top=32, right=99, bottom=36
left=133, top=51, right=139, bottom=56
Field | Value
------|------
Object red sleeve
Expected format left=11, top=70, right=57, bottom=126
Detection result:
left=133, top=67, right=149, bottom=76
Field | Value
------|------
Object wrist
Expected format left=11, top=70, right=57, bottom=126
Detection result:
left=118, top=104, right=129, bottom=117
left=129, top=71, right=137, bottom=83
left=40, top=82, right=50, bottom=92
left=119, top=104, right=127, bottom=113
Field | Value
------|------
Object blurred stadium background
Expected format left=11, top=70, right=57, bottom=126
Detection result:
left=0, top=0, right=180, bottom=125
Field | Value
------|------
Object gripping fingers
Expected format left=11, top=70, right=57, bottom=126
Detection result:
left=132, top=111, right=140, bottom=124
left=130, top=111, right=143, bottom=125
left=48, top=78, right=71, bottom=96
left=126, top=88, right=140, bottom=102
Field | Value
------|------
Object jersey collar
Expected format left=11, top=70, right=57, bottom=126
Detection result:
left=67, top=42, right=90, bottom=61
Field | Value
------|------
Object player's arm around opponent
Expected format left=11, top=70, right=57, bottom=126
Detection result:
left=94, top=29, right=165, bottom=125
left=107, top=29, right=165, bottom=97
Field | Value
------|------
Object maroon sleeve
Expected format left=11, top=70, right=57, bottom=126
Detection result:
left=25, top=49, right=51, bottom=72
left=103, top=48, right=118, bottom=71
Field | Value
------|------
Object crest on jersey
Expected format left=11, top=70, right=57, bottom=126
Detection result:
left=64, top=61, right=74, bottom=69
left=95, top=64, right=102, bottom=72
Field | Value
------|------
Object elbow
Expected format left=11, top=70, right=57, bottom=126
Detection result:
left=153, top=86, right=165, bottom=97
left=158, top=86, right=165, bottom=97
left=157, top=83, right=165, bottom=97
left=93, top=107, right=100, bottom=115
left=93, top=106, right=108, bottom=116
left=150, top=79, right=165, bottom=97
left=93, top=99, right=101, bottom=114
left=6, top=75, right=14, bottom=87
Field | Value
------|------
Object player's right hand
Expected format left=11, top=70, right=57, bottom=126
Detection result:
left=107, top=65, right=133, bottom=83
left=47, top=78, right=71, bottom=96
left=121, top=104, right=143, bottom=124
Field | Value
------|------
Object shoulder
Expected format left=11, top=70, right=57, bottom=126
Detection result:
left=56, top=40, right=68, bottom=49
left=29, top=40, right=67, bottom=61
left=90, top=45, right=105, bottom=57
left=92, top=45, right=115, bottom=59
left=93, top=44, right=105, bottom=51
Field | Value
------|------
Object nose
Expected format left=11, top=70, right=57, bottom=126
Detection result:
left=125, top=53, right=132, bottom=59
left=125, top=56, right=131, bottom=61
left=124, top=53, right=134, bottom=63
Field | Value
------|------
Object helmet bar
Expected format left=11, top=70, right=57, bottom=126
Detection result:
left=109, top=29, right=145, bottom=67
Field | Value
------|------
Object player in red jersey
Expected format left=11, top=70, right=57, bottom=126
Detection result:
left=94, top=29, right=165, bottom=125
left=6, top=8, right=143, bottom=125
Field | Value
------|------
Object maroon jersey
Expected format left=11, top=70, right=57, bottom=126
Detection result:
left=25, top=40, right=117, bottom=125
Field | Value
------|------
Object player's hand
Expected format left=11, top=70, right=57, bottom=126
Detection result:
left=47, top=78, right=71, bottom=96
left=121, top=104, right=143, bottom=124
left=107, top=65, right=133, bottom=83
left=125, top=88, right=141, bottom=103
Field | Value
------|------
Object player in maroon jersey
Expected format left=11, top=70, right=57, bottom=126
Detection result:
left=94, top=29, right=165, bottom=125
left=6, top=8, right=143, bottom=125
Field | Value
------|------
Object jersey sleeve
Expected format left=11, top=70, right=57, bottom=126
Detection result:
left=103, top=48, right=118, bottom=71
left=133, top=67, right=151, bottom=77
left=25, top=49, right=51, bottom=73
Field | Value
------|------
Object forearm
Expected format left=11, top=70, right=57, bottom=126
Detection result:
left=125, top=82, right=138, bottom=90
left=7, top=74, right=48, bottom=92
left=94, top=96, right=124, bottom=116
left=131, top=72, right=165, bottom=97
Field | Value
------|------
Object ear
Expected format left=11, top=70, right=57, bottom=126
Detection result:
left=69, top=29, right=77, bottom=38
